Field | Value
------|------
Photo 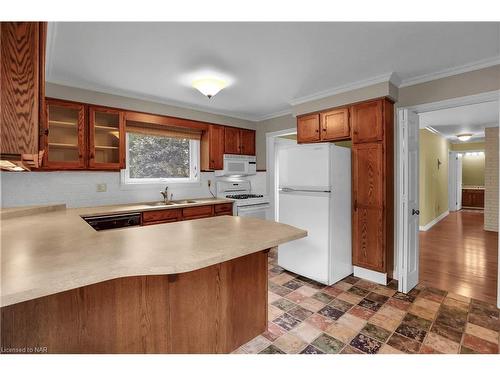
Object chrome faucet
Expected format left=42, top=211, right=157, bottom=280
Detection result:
left=160, top=186, right=170, bottom=204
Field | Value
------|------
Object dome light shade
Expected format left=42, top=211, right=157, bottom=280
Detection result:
left=457, top=133, right=472, bottom=142
left=192, top=78, right=227, bottom=98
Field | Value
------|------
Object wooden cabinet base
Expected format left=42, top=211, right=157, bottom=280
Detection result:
left=1, top=250, right=269, bottom=354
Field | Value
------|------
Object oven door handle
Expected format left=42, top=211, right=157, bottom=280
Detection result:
left=237, top=203, right=271, bottom=212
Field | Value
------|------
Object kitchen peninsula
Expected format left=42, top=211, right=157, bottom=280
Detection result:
left=0, top=203, right=306, bottom=354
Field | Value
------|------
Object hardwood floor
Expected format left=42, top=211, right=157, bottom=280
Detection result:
left=420, top=210, right=498, bottom=305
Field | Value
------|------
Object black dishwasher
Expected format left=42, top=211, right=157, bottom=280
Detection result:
left=83, top=213, right=141, bottom=231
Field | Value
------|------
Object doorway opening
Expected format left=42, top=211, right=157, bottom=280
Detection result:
left=397, top=91, right=499, bottom=307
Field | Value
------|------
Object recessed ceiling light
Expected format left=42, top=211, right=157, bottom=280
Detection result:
left=457, top=133, right=472, bottom=142
left=192, top=78, right=227, bottom=99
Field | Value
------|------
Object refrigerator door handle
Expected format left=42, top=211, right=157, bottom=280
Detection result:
left=279, top=187, right=332, bottom=193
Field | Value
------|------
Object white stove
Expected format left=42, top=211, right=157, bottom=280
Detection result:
left=216, top=181, right=271, bottom=219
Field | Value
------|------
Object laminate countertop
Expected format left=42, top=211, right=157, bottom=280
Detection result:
left=0, top=202, right=307, bottom=307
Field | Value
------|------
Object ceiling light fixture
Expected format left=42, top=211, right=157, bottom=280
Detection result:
left=192, top=78, right=227, bottom=99
left=457, top=133, right=472, bottom=142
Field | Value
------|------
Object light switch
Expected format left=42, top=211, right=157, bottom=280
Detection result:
left=96, top=183, right=107, bottom=192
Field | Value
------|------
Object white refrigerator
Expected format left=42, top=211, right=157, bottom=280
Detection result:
left=277, top=143, right=352, bottom=285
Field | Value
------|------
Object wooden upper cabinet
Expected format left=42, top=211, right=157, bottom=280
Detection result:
left=297, top=114, right=320, bottom=143
left=202, top=125, right=255, bottom=170
left=89, top=106, right=125, bottom=170
left=42, top=99, right=86, bottom=169
left=0, top=22, right=46, bottom=168
left=240, top=129, right=255, bottom=155
left=351, top=99, right=384, bottom=144
left=320, top=108, right=350, bottom=141
left=208, top=125, right=225, bottom=170
left=224, top=127, right=241, bottom=154
left=352, top=143, right=383, bottom=208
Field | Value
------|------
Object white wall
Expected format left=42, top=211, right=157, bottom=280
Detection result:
left=0, top=171, right=267, bottom=208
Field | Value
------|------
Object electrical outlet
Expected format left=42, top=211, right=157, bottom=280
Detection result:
left=96, top=183, right=107, bottom=193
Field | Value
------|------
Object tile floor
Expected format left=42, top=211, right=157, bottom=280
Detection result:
left=234, top=250, right=500, bottom=354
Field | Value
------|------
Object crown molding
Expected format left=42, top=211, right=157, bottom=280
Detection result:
left=406, top=90, right=500, bottom=114
left=45, top=24, right=499, bottom=124
left=288, top=72, right=399, bottom=107
left=255, top=109, right=293, bottom=122
left=399, top=56, right=500, bottom=88
left=46, top=79, right=261, bottom=123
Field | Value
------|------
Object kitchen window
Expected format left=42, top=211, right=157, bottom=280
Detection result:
left=121, top=122, right=200, bottom=185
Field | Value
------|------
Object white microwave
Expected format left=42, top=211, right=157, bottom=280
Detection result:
left=214, top=154, right=257, bottom=177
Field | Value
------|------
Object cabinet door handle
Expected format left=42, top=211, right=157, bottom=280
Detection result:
left=315, top=129, right=319, bottom=133
left=322, top=128, right=326, bottom=132
left=412, top=209, right=420, bottom=216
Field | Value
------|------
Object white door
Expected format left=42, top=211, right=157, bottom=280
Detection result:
left=278, top=144, right=331, bottom=191
left=398, top=109, right=420, bottom=293
left=456, top=154, right=463, bottom=210
left=237, top=203, right=271, bottom=219
left=278, top=191, right=330, bottom=284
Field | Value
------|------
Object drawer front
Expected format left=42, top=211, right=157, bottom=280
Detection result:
left=142, top=209, right=181, bottom=223
left=182, top=205, right=214, bottom=219
left=214, top=203, right=233, bottom=214
left=215, top=211, right=233, bottom=216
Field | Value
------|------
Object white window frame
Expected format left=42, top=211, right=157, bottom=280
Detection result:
left=121, top=132, right=200, bottom=186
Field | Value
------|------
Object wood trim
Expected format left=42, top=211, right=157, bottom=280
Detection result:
left=37, top=22, right=47, bottom=166
left=383, top=99, right=394, bottom=278
left=125, top=111, right=210, bottom=132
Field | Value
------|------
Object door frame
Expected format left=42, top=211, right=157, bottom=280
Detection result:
left=266, top=127, right=298, bottom=221
left=395, top=90, right=500, bottom=307
left=448, top=151, right=460, bottom=212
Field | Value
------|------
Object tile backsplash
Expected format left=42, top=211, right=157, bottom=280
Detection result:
left=0, top=171, right=267, bottom=208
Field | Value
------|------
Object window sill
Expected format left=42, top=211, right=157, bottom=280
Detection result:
left=119, top=180, right=202, bottom=191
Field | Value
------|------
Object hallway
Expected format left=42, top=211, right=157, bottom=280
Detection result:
left=420, top=210, right=498, bottom=305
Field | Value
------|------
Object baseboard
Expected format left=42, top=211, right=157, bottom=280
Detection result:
left=419, top=210, right=449, bottom=232
left=353, top=266, right=387, bottom=285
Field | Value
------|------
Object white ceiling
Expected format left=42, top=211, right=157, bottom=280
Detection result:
left=46, top=22, right=500, bottom=121
left=419, top=101, right=499, bottom=143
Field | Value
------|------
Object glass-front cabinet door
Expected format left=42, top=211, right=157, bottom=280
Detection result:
left=89, top=106, right=125, bottom=169
left=44, top=99, right=86, bottom=169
